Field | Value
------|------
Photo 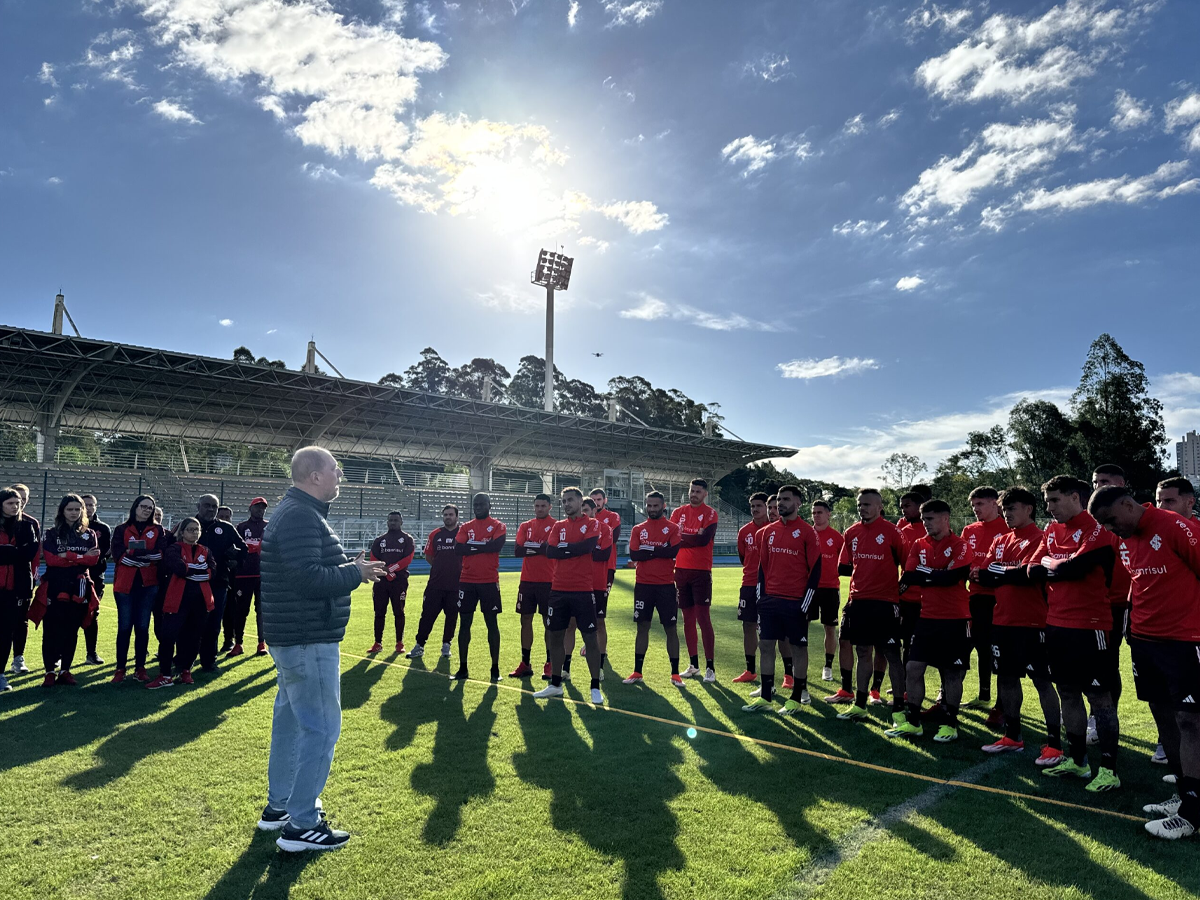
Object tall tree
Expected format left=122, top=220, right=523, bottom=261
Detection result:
left=1008, top=399, right=1083, bottom=488
left=396, top=347, right=451, bottom=394
left=1070, top=334, right=1167, bottom=487
left=233, top=346, right=286, bottom=368
left=446, top=358, right=512, bottom=401
left=880, top=452, right=926, bottom=490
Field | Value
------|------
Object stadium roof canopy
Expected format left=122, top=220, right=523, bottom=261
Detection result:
left=0, top=326, right=792, bottom=482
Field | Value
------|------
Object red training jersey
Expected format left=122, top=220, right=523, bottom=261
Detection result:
left=898, top=519, right=927, bottom=542
left=593, top=520, right=613, bottom=592
left=839, top=517, right=907, bottom=602
left=905, top=534, right=971, bottom=619
left=516, top=516, right=557, bottom=583
left=1122, top=506, right=1200, bottom=641
left=455, top=516, right=507, bottom=584
left=629, top=518, right=680, bottom=586
left=738, top=519, right=768, bottom=587
left=961, top=515, right=1010, bottom=592
left=550, top=515, right=600, bottom=593
left=814, top=526, right=844, bottom=590
left=1031, top=511, right=1118, bottom=630
left=985, top=523, right=1047, bottom=628
left=596, top=508, right=621, bottom=570
left=670, top=503, right=718, bottom=571
left=759, top=517, right=821, bottom=601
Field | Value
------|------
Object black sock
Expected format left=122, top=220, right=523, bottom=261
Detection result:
left=705, top=657, right=715, bottom=672
left=601, top=653, right=607, bottom=668
left=783, top=658, right=794, bottom=677
left=761, top=673, right=775, bottom=702
left=1005, top=718, right=1022, bottom=741
left=825, top=653, right=834, bottom=668
left=792, top=678, right=807, bottom=702
left=871, top=671, right=884, bottom=692
left=635, top=653, right=645, bottom=673
left=944, top=704, right=959, bottom=728
left=563, top=658, right=571, bottom=673
left=1178, top=777, right=1200, bottom=827
left=591, top=677, right=600, bottom=690
left=522, top=648, right=531, bottom=665
left=907, top=701, right=922, bottom=722
left=670, top=657, right=679, bottom=675
left=745, top=654, right=756, bottom=674
left=552, top=674, right=562, bottom=687
left=856, top=690, right=868, bottom=708
left=1067, top=732, right=1088, bottom=766
left=690, top=654, right=699, bottom=669
left=1047, top=730, right=1063, bottom=751
left=841, top=667, right=853, bottom=692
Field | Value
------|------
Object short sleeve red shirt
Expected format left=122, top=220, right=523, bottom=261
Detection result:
left=905, top=533, right=971, bottom=619
left=1124, top=506, right=1200, bottom=641
left=1034, top=511, right=1118, bottom=630
left=815, top=526, right=844, bottom=590
left=738, top=520, right=766, bottom=587
left=839, top=517, right=907, bottom=602
left=455, top=516, right=507, bottom=584
left=629, top=518, right=680, bottom=585
left=986, top=523, right=1047, bottom=627
left=596, top=508, right=621, bottom=569
left=961, top=516, right=1010, bottom=592
left=593, top=520, right=613, bottom=591
left=516, top=517, right=556, bottom=583
left=670, top=503, right=718, bottom=571
left=759, top=517, right=821, bottom=601
left=549, top=515, right=600, bottom=593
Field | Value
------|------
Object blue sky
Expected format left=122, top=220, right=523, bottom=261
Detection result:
left=2, top=0, right=1198, bottom=483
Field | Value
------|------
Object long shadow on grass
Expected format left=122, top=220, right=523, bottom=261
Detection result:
left=61, top=666, right=276, bottom=790
left=513, top=688, right=686, bottom=900
left=200, top=833, right=317, bottom=900
left=341, top=656, right=393, bottom=711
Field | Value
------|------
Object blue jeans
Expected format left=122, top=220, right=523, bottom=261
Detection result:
left=115, top=585, right=156, bottom=670
left=267, top=642, right=342, bottom=829
left=199, top=585, right=228, bottom=668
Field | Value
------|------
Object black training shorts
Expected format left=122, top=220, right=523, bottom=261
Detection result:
left=515, top=581, right=551, bottom=617
left=757, top=596, right=809, bottom=645
left=991, top=624, right=1050, bottom=679
left=547, top=590, right=596, bottom=633
left=634, top=583, right=677, bottom=625
left=1045, top=624, right=1114, bottom=693
left=1130, top=635, right=1200, bottom=711
left=593, top=588, right=609, bottom=619
left=808, top=587, right=840, bottom=626
left=909, top=617, right=972, bottom=671
left=458, top=582, right=502, bottom=616
left=737, top=585, right=758, bottom=623
left=846, top=598, right=901, bottom=650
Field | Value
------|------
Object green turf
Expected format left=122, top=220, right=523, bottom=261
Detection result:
left=1, top=569, right=1195, bottom=900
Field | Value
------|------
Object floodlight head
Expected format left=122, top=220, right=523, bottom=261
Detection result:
left=531, top=248, right=574, bottom=290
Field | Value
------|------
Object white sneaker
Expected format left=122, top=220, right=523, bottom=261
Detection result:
left=800, top=689, right=811, bottom=705
left=1086, top=715, right=1099, bottom=746
left=703, top=668, right=717, bottom=683
left=590, top=688, right=604, bottom=705
left=561, top=669, right=572, bottom=682
left=749, top=687, right=761, bottom=698
left=1151, top=744, right=1168, bottom=764
left=405, top=644, right=424, bottom=659
left=821, top=666, right=834, bottom=682
left=440, top=643, right=452, bottom=658
left=1145, top=815, right=1196, bottom=840
left=533, top=684, right=564, bottom=699
left=1165, top=773, right=1178, bottom=785
left=11, top=655, right=28, bottom=675
left=680, top=665, right=701, bottom=678
left=1144, top=794, right=1182, bottom=818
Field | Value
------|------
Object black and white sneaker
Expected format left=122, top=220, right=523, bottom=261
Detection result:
left=276, top=821, right=350, bottom=852
left=257, top=806, right=290, bottom=831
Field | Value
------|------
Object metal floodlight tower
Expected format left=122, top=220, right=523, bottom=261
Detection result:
left=531, top=248, right=574, bottom=412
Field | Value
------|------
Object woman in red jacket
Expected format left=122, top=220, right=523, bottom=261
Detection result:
left=110, top=494, right=163, bottom=684
left=0, top=488, right=40, bottom=692
left=38, top=494, right=100, bottom=687
left=147, top=517, right=214, bottom=690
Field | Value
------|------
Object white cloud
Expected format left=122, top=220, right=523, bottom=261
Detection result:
left=877, top=108, right=902, bottom=128
left=842, top=114, right=867, bottom=137
left=618, top=293, right=772, bottom=331
left=721, top=135, right=776, bottom=175
left=82, top=29, right=142, bottom=90
left=906, top=2, right=972, bottom=32
left=1157, top=372, right=1200, bottom=442
left=744, top=53, right=791, bottom=83
left=266, top=328, right=278, bottom=334
left=832, top=219, right=889, bottom=237
left=577, top=235, right=610, bottom=253
left=567, top=0, right=580, bottom=27
left=597, top=200, right=668, bottom=234
left=219, top=318, right=233, bottom=326
left=777, top=357, right=880, bottom=380
left=46, top=176, right=63, bottom=186
left=1164, top=91, right=1200, bottom=153
left=602, top=75, right=636, bottom=103
left=152, top=98, right=201, bottom=125
left=895, top=275, right=925, bottom=291
left=381, top=0, right=406, bottom=25
left=476, top=283, right=543, bottom=314
left=1019, top=159, right=1198, bottom=211
left=38, top=62, right=58, bottom=88
left=302, top=161, right=341, bottom=180
left=914, top=0, right=1156, bottom=104
left=1111, top=89, right=1151, bottom=131
left=603, top=1, right=663, bottom=27
left=257, top=95, right=287, bottom=120
left=842, top=109, right=901, bottom=139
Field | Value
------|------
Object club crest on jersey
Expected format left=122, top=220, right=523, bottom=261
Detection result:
left=214, top=527, right=223, bottom=534
left=486, top=526, right=494, bottom=533
left=875, top=533, right=885, bottom=545
left=146, top=531, right=154, bottom=538
left=697, top=515, right=704, bottom=522
left=197, top=554, right=206, bottom=563
left=579, top=524, right=588, bottom=534
left=661, top=527, right=668, bottom=534
left=1071, top=528, right=1082, bottom=543
left=792, top=529, right=801, bottom=538
left=826, top=538, right=834, bottom=546
left=1150, top=534, right=1163, bottom=551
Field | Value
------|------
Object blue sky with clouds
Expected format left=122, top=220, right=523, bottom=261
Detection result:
left=2, top=0, right=1198, bottom=483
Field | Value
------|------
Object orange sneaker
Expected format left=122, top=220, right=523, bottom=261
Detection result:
left=868, top=690, right=884, bottom=705
left=622, top=672, right=644, bottom=685
left=670, top=673, right=685, bottom=688
left=782, top=675, right=794, bottom=690
left=732, top=670, right=759, bottom=684
left=1036, top=745, right=1066, bottom=767
left=509, top=661, right=534, bottom=678
left=111, top=669, right=126, bottom=684
left=366, top=642, right=383, bottom=654
left=982, top=735, right=1025, bottom=754
left=824, top=688, right=854, bottom=704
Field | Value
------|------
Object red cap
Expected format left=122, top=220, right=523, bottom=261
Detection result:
left=249, top=497, right=268, bottom=508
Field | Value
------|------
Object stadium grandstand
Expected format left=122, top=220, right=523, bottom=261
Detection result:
left=0, top=322, right=791, bottom=555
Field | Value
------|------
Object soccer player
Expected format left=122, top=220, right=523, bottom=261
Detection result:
left=625, top=491, right=683, bottom=686
left=197, top=494, right=247, bottom=672
left=767, top=494, right=779, bottom=522
left=811, top=500, right=844, bottom=683
left=452, top=493, right=507, bottom=682
left=1025, top=475, right=1121, bottom=793
left=1157, top=476, right=1198, bottom=520
left=228, top=498, right=268, bottom=657
left=582, top=497, right=613, bottom=677
left=670, top=479, right=719, bottom=681
left=366, top=512, right=415, bottom=655
left=898, top=491, right=926, bottom=541
left=975, top=488, right=1063, bottom=761
left=896, top=490, right=927, bottom=668
left=1089, top=486, right=1200, bottom=839
left=510, top=493, right=557, bottom=679
left=590, top=487, right=622, bottom=592
left=9, top=483, right=40, bottom=676
left=1090, top=464, right=1133, bottom=745
left=79, top=493, right=110, bottom=666
left=407, top=505, right=461, bottom=660
left=743, top=485, right=821, bottom=714
left=960, top=487, right=1010, bottom=713
left=834, top=489, right=907, bottom=723
left=533, top=487, right=604, bottom=705
left=733, top=492, right=771, bottom=684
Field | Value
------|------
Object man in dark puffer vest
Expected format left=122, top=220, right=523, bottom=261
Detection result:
left=258, top=446, right=385, bottom=853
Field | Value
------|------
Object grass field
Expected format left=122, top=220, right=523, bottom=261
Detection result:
left=1, top=569, right=1196, bottom=900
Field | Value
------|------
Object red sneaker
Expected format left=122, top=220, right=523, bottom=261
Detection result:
left=824, top=688, right=854, bottom=704
left=394, top=642, right=405, bottom=655
left=42, top=672, right=57, bottom=688
left=56, top=671, right=77, bottom=686
left=1035, top=745, right=1065, bottom=767
left=225, top=644, right=244, bottom=658
left=176, top=670, right=195, bottom=685
left=366, top=642, right=383, bottom=654
left=782, top=675, right=795, bottom=690
left=982, top=735, right=1025, bottom=754
left=868, top=690, right=884, bottom=706
left=542, top=662, right=553, bottom=681
left=147, top=674, right=174, bottom=690
left=134, top=667, right=152, bottom=683
left=731, top=670, right=759, bottom=684
left=670, top=673, right=685, bottom=688
left=111, top=669, right=126, bottom=684
left=256, top=642, right=268, bottom=656
left=509, top=661, right=534, bottom=678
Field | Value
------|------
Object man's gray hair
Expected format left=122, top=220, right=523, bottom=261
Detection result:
left=292, top=446, right=336, bottom=484
left=198, top=493, right=220, bottom=505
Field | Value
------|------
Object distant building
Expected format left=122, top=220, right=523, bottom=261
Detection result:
left=1179, top=431, right=1200, bottom=491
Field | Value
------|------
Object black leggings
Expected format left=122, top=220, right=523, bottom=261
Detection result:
left=226, top=578, right=263, bottom=645
left=42, top=600, right=86, bottom=673
left=372, top=576, right=409, bottom=644
left=0, top=591, right=20, bottom=672
left=155, top=595, right=208, bottom=676
left=415, top=588, right=458, bottom=647
left=457, top=605, right=500, bottom=671
left=12, top=598, right=30, bottom=658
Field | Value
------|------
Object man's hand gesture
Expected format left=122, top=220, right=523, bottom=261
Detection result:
left=355, top=552, right=387, bottom=584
